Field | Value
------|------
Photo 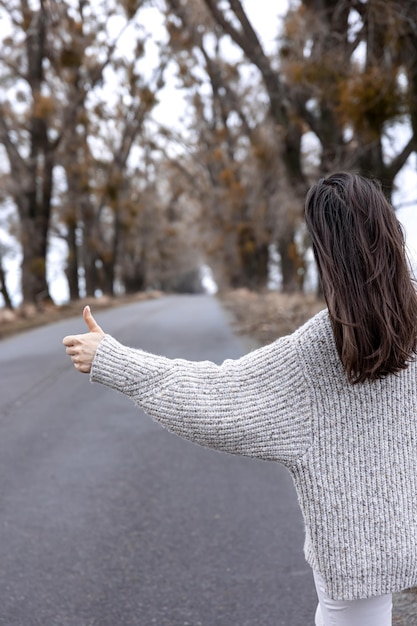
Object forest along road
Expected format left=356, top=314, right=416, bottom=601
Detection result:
left=0, top=294, right=317, bottom=626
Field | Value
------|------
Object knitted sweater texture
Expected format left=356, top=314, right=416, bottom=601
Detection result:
left=90, top=309, right=417, bottom=601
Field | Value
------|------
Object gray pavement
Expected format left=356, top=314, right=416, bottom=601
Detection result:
left=0, top=295, right=318, bottom=625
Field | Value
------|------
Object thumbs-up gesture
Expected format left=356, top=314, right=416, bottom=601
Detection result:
left=63, top=306, right=105, bottom=374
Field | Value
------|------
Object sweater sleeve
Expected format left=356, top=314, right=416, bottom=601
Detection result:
left=90, top=334, right=312, bottom=465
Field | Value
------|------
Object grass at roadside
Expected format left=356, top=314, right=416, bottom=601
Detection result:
left=219, top=288, right=325, bottom=345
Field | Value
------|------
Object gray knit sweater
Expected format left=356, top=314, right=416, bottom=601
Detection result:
left=90, top=308, right=417, bottom=601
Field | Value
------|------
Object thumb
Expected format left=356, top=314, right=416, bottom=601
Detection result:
left=83, top=305, right=104, bottom=334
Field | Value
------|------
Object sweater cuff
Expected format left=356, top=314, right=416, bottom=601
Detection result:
left=90, top=334, right=167, bottom=393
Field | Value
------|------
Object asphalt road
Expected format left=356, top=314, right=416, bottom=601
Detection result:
left=0, top=295, right=317, bottom=626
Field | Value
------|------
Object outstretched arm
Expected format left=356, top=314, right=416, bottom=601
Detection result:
left=62, top=307, right=311, bottom=465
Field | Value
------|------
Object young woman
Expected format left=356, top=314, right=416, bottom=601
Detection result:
left=63, top=172, right=417, bottom=626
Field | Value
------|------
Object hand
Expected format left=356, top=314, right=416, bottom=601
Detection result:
left=63, top=306, right=105, bottom=374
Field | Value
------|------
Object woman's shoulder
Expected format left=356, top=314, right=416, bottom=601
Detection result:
left=292, top=307, right=332, bottom=342
left=291, top=307, right=343, bottom=376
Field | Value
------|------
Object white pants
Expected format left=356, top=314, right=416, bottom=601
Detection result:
left=313, top=571, right=392, bottom=626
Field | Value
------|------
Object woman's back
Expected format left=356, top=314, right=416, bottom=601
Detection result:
left=291, top=309, right=417, bottom=600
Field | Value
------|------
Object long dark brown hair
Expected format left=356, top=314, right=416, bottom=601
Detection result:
left=305, top=171, right=417, bottom=383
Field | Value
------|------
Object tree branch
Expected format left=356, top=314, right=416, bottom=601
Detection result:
left=0, top=109, right=26, bottom=177
left=202, top=0, right=289, bottom=127
left=385, top=135, right=417, bottom=182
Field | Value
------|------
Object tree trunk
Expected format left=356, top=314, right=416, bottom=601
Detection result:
left=0, top=258, right=13, bottom=309
left=101, top=258, right=115, bottom=296
left=277, top=231, right=303, bottom=293
left=18, top=5, right=54, bottom=305
left=237, top=224, right=268, bottom=290
left=20, top=207, right=52, bottom=305
left=83, top=249, right=97, bottom=298
left=65, top=222, right=80, bottom=300
left=81, top=204, right=99, bottom=298
left=124, top=269, right=145, bottom=294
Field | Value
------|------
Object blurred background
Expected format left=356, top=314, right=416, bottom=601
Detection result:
left=0, top=0, right=416, bottom=309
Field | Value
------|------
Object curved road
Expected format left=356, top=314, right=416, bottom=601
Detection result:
left=0, top=295, right=317, bottom=626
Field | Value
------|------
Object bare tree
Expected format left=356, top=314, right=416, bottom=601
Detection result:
left=0, top=0, right=58, bottom=304
left=160, top=0, right=299, bottom=289
left=0, top=0, right=157, bottom=303
left=162, top=0, right=308, bottom=290
left=280, top=0, right=417, bottom=188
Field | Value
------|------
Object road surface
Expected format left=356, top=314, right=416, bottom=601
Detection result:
left=0, top=295, right=317, bottom=625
